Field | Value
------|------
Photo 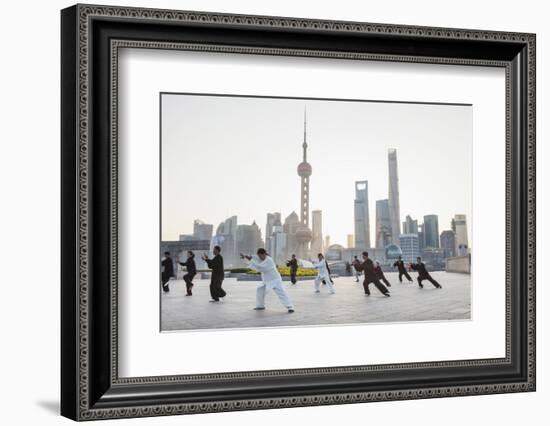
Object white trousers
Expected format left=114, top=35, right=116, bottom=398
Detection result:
left=256, top=280, right=294, bottom=309
left=314, top=275, right=335, bottom=293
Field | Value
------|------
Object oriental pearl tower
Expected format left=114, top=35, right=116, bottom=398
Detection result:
left=295, top=108, right=313, bottom=259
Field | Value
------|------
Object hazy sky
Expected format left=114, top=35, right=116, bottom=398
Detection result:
left=161, top=94, right=472, bottom=246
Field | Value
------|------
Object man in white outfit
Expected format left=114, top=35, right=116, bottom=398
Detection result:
left=241, top=249, right=295, bottom=313
left=311, top=253, right=336, bottom=294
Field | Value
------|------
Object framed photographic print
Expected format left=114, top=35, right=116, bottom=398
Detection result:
left=61, top=4, right=536, bottom=421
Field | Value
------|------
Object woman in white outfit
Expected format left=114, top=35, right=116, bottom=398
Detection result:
left=311, top=253, right=336, bottom=294
left=241, top=249, right=295, bottom=313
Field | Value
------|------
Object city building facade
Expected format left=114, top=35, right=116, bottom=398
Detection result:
left=375, top=199, right=392, bottom=249
left=354, top=180, right=371, bottom=249
left=440, top=230, right=456, bottom=258
left=388, top=148, right=401, bottom=244
left=423, top=214, right=440, bottom=249
left=311, top=209, right=323, bottom=256
left=399, top=233, right=420, bottom=263
left=452, top=214, right=469, bottom=255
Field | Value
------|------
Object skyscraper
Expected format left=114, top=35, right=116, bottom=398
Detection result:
left=283, top=211, right=300, bottom=258
left=212, top=215, right=238, bottom=266
left=399, top=234, right=420, bottom=263
left=324, top=235, right=331, bottom=250
left=193, top=219, right=213, bottom=241
left=354, top=180, right=371, bottom=249
left=269, top=223, right=287, bottom=265
left=402, top=215, right=419, bottom=235
left=295, top=109, right=313, bottom=258
left=236, top=221, right=263, bottom=262
left=311, top=210, right=323, bottom=256
left=265, top=212, right=281, bottom=254
left=423, top=215, right=440, bottom=249
left=375, top=199, right=391, bottom=249
left=452, top=214, right=469, bottom=255
left=388, top=148, right=401, bottom=244
left=440, top=230, right=456, bottom=258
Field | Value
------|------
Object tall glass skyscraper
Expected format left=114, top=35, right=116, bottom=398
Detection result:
left=388, top=148, right=401, bottom=244
left=354, top=180, right=371, bottom=249
left=375, top=199, right=391, bottom=249
left=423, top=214, right=440, bottom=249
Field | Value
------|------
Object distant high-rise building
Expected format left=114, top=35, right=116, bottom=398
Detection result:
left=212, top=215, right=238, bottom=266
left=236, top=221, right=263, bottom=262
left=375, top=199, right=392, bottom=249
left=423, top=215, right=440, bottom=249
left=269, top=224, right=287, bottom=265
left=440, top=230, right=456, bottom=258
left=388, top=148, right=401, bottom=244
left=452, top=214, right=469, bottom=255
left=265, top=212, right=281, bottom=254
left=193, top=219, right=213, bottom=242
left=283, top=211, right=300, bottom=258
left=311, top=210, right=323, bottom=255
left=347, top=234, right=355, bottom=249
left=418, top=223, right=425, bottom=250
left=354, top=180, right=371, bottom=249
left=399, top=234, right=420, bottom=263
left=402, top=215, right=419, bottom=235
left=325, top=235, right=331, bottom=250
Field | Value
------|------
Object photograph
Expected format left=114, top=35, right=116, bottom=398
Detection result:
left=160, top=93, right=473, bottom=331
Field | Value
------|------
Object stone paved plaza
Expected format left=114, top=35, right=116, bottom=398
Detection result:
left=160, top=272, right=470, bottom=331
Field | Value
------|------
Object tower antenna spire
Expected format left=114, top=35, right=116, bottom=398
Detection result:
left=302, top=106, right=307, bottom=161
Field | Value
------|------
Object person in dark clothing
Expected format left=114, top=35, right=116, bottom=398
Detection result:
left=352, top=251, right=390, bottom=297
left=161, top=251, right=174, bottom=292
left=374, top=261, right=391, bottom=287
left=202, top=245, right=226, bottom=302
left=286, top=254, right=298, bottom=285
left=177, top=250, right=197, bottom=296
left=410, top=257, right=443, bottom=289
left=393, top=256, right=413, bottom=283
left=353, top=255, right=362, bottom=282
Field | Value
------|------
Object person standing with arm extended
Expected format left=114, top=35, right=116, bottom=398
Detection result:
left=202, top=245, right=227, bottom=302
left=242, top=249, right=294, bottom=313
left=286, top=254, right=298, bottom=285
left=310, top=253, right=335, bottom=294
left=353, top=251, right=390, bottom=297
left=161, top=251, right=174, bottom=293
left=177, top=250, right=197, bottom=296
left=393, top=255, right=413, bottom=283
left=410, top=256, right=443, bottom=289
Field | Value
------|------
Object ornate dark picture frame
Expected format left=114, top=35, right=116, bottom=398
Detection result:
left=61, top=4, right=536, bottom=421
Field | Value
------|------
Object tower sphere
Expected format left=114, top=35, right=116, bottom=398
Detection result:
left=295, top=225, right=313, bottom=243
left=297, top=161, right=312, bottom=177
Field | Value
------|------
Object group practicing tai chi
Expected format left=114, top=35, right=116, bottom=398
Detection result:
left=161, top=246, right=443, bottom=314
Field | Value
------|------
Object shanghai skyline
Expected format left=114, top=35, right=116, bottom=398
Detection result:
left=161, top=94, right=472, bottom=247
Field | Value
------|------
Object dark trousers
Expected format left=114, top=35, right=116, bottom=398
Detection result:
left=210, top=279, right=226, bottom=301
left=398, top=270, right=412, bottom=282
left=418, top=275, right=441, bottom=288
left=161, top=273, right=171, bottom=292
left=380, top=276, right=391, bottom=287
left=183, top=273, right=196, bottom=295
left=290, top=272, right=297, bottom=284
left=363, top=278, right=389, bottom=295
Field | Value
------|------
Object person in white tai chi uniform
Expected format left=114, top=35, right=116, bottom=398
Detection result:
left=310, top=253, right=336, bottom=294
left=241, top=249, right=295, bottom=313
